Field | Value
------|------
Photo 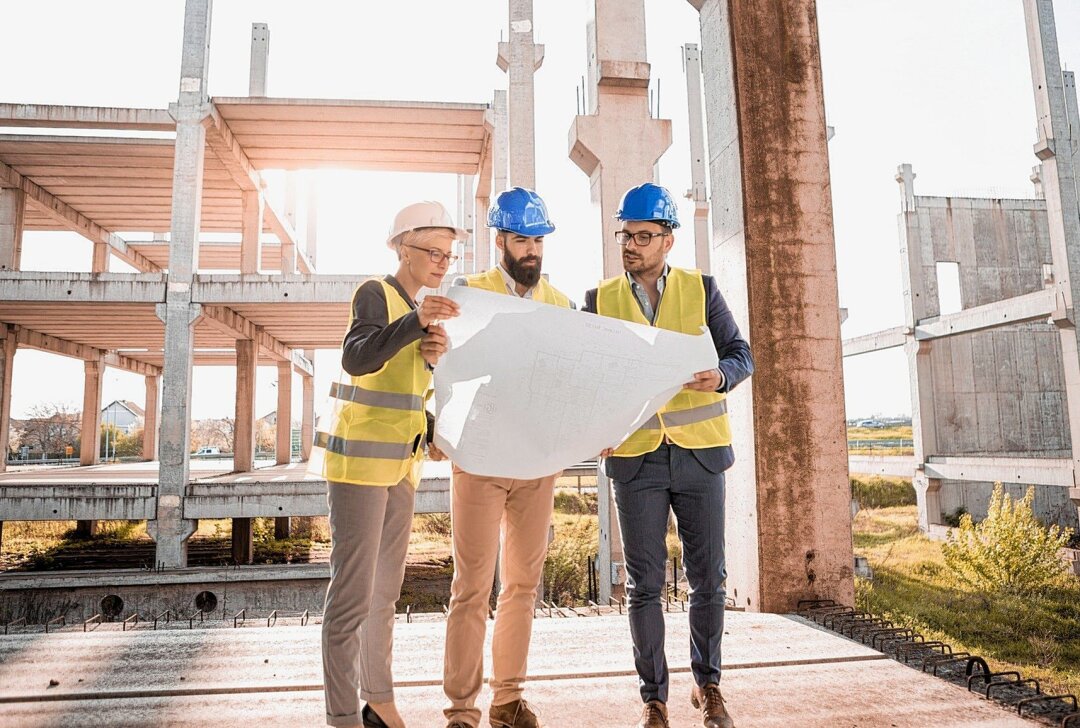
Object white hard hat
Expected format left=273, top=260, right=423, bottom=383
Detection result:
left=386, top=201, right=470, bottom=249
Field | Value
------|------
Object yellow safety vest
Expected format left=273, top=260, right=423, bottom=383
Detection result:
left=597, top=267, right=731, bottom=456
left=317, top=279, right=430, bottom=487
left=465, top=267, right=572, bottom=309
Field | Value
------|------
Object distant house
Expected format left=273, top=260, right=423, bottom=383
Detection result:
left=101, top=400, right=145, bottom=434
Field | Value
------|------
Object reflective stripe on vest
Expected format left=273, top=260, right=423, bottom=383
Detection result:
left=596, top=267, right=732, bottom=456
left=464, top=267, right=572, bottom=309
left=319, top=278, right=430, bottom=486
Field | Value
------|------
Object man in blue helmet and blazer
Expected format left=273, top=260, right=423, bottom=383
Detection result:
left=583, top=183, right=754, bottom=728
left=442, top=188, right=573, bottom=728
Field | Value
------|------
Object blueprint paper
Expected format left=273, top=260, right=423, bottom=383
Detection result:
left=433, top=286, right=718, bottom=479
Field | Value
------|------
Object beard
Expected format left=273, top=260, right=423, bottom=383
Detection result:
left=504, top=248, right=542, bottom=288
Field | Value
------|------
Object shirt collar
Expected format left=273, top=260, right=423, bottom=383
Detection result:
left=627, top=264, right=670, bottom=292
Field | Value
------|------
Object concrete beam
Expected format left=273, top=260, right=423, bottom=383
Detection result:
left=913, top=287, right=1058, bottom=340
left=0, top=326, right=15, bottom=474
left=0, top=161, right=160, bottom=273
left=0, top=271, right=166, bottom=302
left=0, top=485, right=156, bottom=521
left=80, top=358, right=103, bottom=466
left=12, top=325, right=162, bottom=377
left=923, top=456, right=1074, bottom=488
left=0, top=187, right=26, bottom=271
left=191, top=274, right=372, bottom=303
left=848, top=455, right=916, bottom=479
left=842, top=326, right=908, bottom=357
left=692, top=0, right=854, bottom=611
left=199, top=304, right=312, bottom=374
left=0, top=104, right=174, bottom=131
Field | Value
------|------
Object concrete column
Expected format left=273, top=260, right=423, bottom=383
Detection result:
left=239, top=190, right=263, bottom=274
left=232, top=337, right=257, bottom=563
left=274, top=360, right=292, bottom=538
left=1023, top=0, right=1080, bottom=486
left=153, top=0, right=212, bottom=569
left=281, top=174, right=298, bottom=273
left=0, top=325, right=16, bottom=473
left=305, top=182, right=318, bottom=270
left=300, top=353, right=314, bottom=460
left=457, top=175, right=476, bottom=273
left=497, top=0, right=544, bottom=188
left=690, top=0, right=853, bottom=612
left=895, top=165, right=942, bottom=530
left=91, top=242, right=108, bottom=273
left=0, top=188, right=25, bottom=271
left=80, top=359, right=103, bottom=466
left=142, top=375, right=159, bottom=461
left=569, top=0, right=672, bottom=278
left=474, top=190, right=489, bottom=275
left=248, top=22, right=269, bottom=97
left=683, top=43, right=711, bottom=272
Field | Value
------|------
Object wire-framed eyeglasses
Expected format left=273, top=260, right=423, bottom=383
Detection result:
left=402, top=244, right=460, bottom=265
left=614, top=230, right=669, bottom=247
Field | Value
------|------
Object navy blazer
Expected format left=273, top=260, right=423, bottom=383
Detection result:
left=582, top=272, right=754, bottom=482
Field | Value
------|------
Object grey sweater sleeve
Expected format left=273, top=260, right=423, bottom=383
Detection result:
left=340, top=279, right=425, bottom=377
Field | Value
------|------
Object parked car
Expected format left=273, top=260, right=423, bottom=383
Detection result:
left=193, top=446, right=221, bottom=455
left=855, top=419, right=886, bottom=429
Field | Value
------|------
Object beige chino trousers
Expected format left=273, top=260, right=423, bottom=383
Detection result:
left=443, top=466, right=558, bottom=727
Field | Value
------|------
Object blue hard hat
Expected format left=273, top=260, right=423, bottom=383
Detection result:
left=487, top=187, right=556, bottom=236
left=615, top=183, right=681, bottom=229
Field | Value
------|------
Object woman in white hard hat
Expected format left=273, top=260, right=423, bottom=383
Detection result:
left=318, top=201, right=466, bottom=728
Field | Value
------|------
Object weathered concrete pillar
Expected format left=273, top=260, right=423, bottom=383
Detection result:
left=274, top=360, right=292, bottom=538
left=281, top=174, right=298, bottom=273
left=232, top=337, right=257, bottom=563
left=569, top=0, right=672, bottom=278
left=0, top=325, right=16, bottom=473
left=895, top=165, right=943, bottom=530
left=300, top=353, right=314, bottom=460
left=690, top=0, right=853, bottom=611
left=249, top=22, right=269, bottom=97
left=683, top=43, right=710, bottom=272
left=239, top=190, right=263, bottom=274
left=0, top=187, right=25, bottom=271
left=305, top=183, right=318, bottom=270
left=91, top=242, right=108, bottom=273
left=457, top=175, right=476, bottom=273
left=497, top=0, right=544, bottom=188
left=142, top=374, right=159, bottom=461
left=152, top=0, right=211, bottom=569
left=1023, top=1, right=1080, bottom=495
left=80, top=358, right=103, bottom=466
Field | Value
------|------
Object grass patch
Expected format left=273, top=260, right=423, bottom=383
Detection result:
left=851, top=475, right=916, bottom=509
left=847, top=425, right=913, bottom=441
left=855, top=506, right=1080, bottom=697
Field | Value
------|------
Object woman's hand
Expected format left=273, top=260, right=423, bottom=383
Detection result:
left=428, top=442, right=448, bottom=461
left=417, top=295, right=460, bottom=329
left=420, top=324, right=450, bottom=367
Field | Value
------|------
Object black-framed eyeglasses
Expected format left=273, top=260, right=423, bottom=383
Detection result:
left=402, top=244, right=460, bottom=265
left=614, top=230, right=669, bottom=247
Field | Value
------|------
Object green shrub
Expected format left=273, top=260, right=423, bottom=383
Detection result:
left=943, top=506, right=968, bottom=528
left=942, top=484, right=1073, bottom=596
left=851, top=476, right=916, bottom=509
left=415, top=513, right=453, bottom=536
left=544, top=518, right=597, bottom=603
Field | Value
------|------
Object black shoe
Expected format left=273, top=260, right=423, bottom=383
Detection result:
left=362, top=703, right=390, bottom=728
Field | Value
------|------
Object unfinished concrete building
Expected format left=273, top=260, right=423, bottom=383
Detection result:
left=847, top=0, right=1080, bottom=534
left=0, top=0, right=855, bottom=620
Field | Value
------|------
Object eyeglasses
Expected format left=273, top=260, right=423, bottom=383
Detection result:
left=614, top=230, right=669, bottom=247
left=402, top=244, right=460, bottom=265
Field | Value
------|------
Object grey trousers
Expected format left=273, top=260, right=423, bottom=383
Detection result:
left=322, top=479, right=415, bottom=727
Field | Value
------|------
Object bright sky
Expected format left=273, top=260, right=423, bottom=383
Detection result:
left=2, top=1, right=1079, bottom=422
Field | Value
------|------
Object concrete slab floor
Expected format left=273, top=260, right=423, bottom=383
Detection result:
left=0, top=612, right=1036, bottom=726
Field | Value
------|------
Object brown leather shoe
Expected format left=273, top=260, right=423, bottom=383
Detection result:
left=690, top=684, right=734, bottom=728
left=489, top=699, right=541, bottom=728
left=636, top=700, right=669, bottom=728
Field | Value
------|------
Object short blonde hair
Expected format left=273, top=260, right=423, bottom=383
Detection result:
left=394, top=227, right=456, bottom=258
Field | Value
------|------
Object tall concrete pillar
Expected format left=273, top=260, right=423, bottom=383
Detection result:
left=248, top=22, right=269, bottom=96
left=0, top=188, right=25, bottom=271
left=300, top=353, right=314, bottom=460
left=457, top=175, right=476, bottom=273
left=569, top=0, right=672, bottom=278
left=239, top=190, right=263, bottom=274
left=281, top=174, right=298, bottom=273
left=0, top=325, right=16, bottom=473
left=305, top=184, right=318, bottom=270
left=895, top=165, right=942, bottom=530
left=683, top=43, right=710, bottom=272
left=80, top=359, right=103, bottom=466
left=232, top=337, right=257, bottom=563
left=91, top=242, right=108, bottom=273
left=274, top=360, right=292, bottom=538
left=690, top=0, right=853, bottom=612
left=152, top=0, right=212, bottom=569
left=1024, top=1, right=1080, bottom=503
left=143, top=374, right=159, bottom=461
left=497, top=0, right=544, bottom=188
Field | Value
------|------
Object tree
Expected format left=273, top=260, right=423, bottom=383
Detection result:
left=100, top=425, right=142, bottom=459
left=191, top=417, right=234, bottom=453
left=16, top=402, right=81, bottom=457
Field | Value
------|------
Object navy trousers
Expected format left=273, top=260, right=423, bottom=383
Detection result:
left=612, top=443, right=727, bottom=704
